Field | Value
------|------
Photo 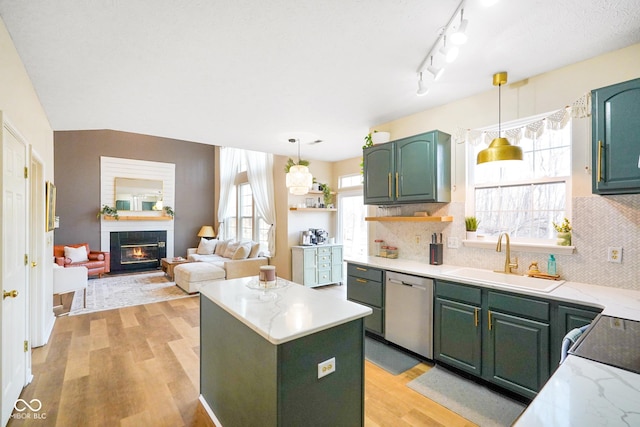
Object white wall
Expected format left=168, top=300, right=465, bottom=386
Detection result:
left=0, top=17, right=54, bottom=344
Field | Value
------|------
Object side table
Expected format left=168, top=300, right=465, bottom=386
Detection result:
left=161, top=257, right=190, bottom=280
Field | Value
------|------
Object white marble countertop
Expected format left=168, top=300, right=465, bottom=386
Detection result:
left=199, top=276, right=372, bottom=345
left=515, top=355, right=640, bottom=426
left=345, top=255, right=640, bottom=321
left=345, top=255, right=640, bottom=427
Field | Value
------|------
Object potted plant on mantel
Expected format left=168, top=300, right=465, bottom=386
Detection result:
left=97, top=205, right=119, bottom=220
left=465, top=216, right=479, bottom=239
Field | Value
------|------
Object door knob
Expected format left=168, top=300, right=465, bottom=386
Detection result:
left=3, top=290, right=19, bottom=299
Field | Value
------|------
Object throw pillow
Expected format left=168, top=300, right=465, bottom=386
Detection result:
left=232, top=245, right=250, bottom=260
left=64, top=245, right=89, bottom=263
left=214, top=239, right=230, bottom=256
left=196, top=238, right=218, bottom=255
left=223, top=241, right=240, bottom=259
left=248, top=241, right=261, bottom=258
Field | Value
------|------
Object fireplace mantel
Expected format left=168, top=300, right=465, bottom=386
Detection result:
left=103, top=215, right=173, bottom=221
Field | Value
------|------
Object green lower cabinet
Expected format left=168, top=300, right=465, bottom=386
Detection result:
left=485, top=311, right=550, bottom=399
left=434, top=297, right=481, bottom=375
left=551, top=304, right=601, bottom=368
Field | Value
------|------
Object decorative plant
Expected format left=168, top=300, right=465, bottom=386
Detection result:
left=553, top=218, right=572, bottom=233
left=465, top=216, right=479, bottom=232
left=321, top=183, right=333, bottom=206
left=360, top=131, right=378, bottom=174
left=163, top=206, right=175, bottom=218
left=97, top=205, right=119, bottom=220
left=284, top=158, right=310, bottom=173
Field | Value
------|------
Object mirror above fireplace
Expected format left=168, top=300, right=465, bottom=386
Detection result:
left=114, top=177, right=164, bottom=211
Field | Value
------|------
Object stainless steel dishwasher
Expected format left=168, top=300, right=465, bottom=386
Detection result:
left=385, top=271, right=434, bottom=359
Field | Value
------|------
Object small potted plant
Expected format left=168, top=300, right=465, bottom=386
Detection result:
left=465, top=216, right=479, bottom=239
left=97, top=205, right=119, bottom=220
left=163, top=206, right=174, bottom=218
left=553, top=217, right=572, bottom=246
left=321, top=183, right=333, bottom=207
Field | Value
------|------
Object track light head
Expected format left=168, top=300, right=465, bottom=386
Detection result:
left=417, top=73, right=429, bottom=96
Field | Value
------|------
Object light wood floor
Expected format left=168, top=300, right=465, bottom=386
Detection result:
left=12, top=292, right=474, bottom=427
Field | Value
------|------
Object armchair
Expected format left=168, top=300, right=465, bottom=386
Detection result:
left=53, top=264, right=88, bottom=309
left=53, top=243, right=110, bottom=277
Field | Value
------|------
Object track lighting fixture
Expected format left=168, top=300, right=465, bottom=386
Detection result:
left=450, top=9, right=468, bottom=45
left=427, top=56, right=444, bottom=81
left=439, top=36, right=459, bottom=63
left=417, top=72, right=429, bottom=96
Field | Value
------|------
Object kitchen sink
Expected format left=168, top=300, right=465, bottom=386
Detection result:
left=441, top=267, right=565, bottom=293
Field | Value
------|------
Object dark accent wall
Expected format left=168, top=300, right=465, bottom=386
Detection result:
left=54, top=130, right=216, bottom=257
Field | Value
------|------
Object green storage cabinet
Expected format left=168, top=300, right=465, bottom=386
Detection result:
left=363, top=130, right=451, bottom=205
left=551, top=304, right=601, bottom=368
left=485, top=291, right=550, bottom=399
left=346, top=263, right=385, bottom=335
left=434, top=281, right=482, bottom=375
left=592, top=77, right=640, bottom=194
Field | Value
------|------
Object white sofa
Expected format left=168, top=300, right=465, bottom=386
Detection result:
left=185, top=238, right=268, bottom=279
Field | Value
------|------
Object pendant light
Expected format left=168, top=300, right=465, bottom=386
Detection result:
left=285, top=138, right=313, bottom=195
left=476, top=72, right=523, bottom=165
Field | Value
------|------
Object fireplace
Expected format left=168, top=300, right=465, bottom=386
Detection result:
left=110, top=231, right=167, bottom=273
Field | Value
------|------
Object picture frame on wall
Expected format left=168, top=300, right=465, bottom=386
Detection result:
left=46, top=181, right=56, bottom=232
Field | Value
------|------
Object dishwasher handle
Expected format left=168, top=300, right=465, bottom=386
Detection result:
left=387, top=278, right=427, bottom=291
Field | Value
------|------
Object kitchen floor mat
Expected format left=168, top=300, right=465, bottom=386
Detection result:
left=364, top=337, right=420, bottom=375
left=407, top=365, right=526, bottom=427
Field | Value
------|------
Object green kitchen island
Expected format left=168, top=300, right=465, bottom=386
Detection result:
left=199, top=276, right=372, bottom=427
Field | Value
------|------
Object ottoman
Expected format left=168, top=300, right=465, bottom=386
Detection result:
left=174, top=262, right=226, bottom=293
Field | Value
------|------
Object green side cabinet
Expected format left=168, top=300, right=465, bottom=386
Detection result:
left=551, top=304, right=600, bottom=368
left=346, top=263, right=385, bottom=335
left=434, top=281, right=482, bottom=375
left=363, top=130, right=451, bottom=205
left=592, top=77, right=640, bottom=194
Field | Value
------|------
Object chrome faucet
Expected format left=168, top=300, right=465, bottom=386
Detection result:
left=495, top=232, right=518, bottom=274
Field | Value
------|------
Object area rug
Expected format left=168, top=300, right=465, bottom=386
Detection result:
left=407, top=365, right=526, bottom=427
left=365, top=336, right=421, bottom=375
left=69, top=271, right=191, bottom=315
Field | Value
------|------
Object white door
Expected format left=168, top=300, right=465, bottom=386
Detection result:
left=1, top=117, right=29, bottom=426
left=30, top=150, right=49, bottom=348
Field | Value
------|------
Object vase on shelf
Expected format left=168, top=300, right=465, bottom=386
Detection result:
left=466, top=231, right=477, bottom=240
left=556, top=231, right=572, bottom=246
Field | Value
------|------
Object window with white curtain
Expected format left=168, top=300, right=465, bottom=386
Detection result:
left=220, top=148, right=274, bottom=254
left=468, top=111, right=572, bottom=240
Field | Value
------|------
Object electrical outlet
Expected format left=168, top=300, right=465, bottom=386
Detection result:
left=318, top=357, right=335, bottom=379
left=447, top=237, right=459, bottom=249
left=607, top=247, right=622, bottom=263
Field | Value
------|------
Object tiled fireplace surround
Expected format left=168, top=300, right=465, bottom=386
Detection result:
left=371, top=195, right=639, bottom=291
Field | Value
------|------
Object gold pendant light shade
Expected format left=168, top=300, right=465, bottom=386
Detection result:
left=477, top=72, right=524, bottom=165
left=476, top=137, right=523, bottom=164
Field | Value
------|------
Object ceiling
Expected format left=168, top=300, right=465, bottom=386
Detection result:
left=1, top=0, right=639, bottom=161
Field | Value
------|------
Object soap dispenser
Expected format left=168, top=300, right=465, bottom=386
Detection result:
left=547, top=254, right=557, bottom=275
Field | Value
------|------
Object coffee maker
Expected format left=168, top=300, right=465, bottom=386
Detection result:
left=299, top=230, right=314, bottom=246
left=313, top=229, right=329, bottom=245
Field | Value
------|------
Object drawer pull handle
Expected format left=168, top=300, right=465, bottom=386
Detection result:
left=488, top=310, right=492, bottom=331
left=356, top=278, right=367, bottom=283
left=356, top=267, right=367, bottom=271
left=474, top=308, right=479, bottom=327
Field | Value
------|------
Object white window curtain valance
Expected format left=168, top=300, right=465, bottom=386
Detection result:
left=217, top=147, right=240, bottom=239
left=458, top=92, right=590, bottom=147
left=245, top=150, right=277, bottom=256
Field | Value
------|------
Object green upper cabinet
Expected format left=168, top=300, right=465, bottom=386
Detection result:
left=363, top=130, right=451, bottom=205
left=592, top=77, right=640, bottom=194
